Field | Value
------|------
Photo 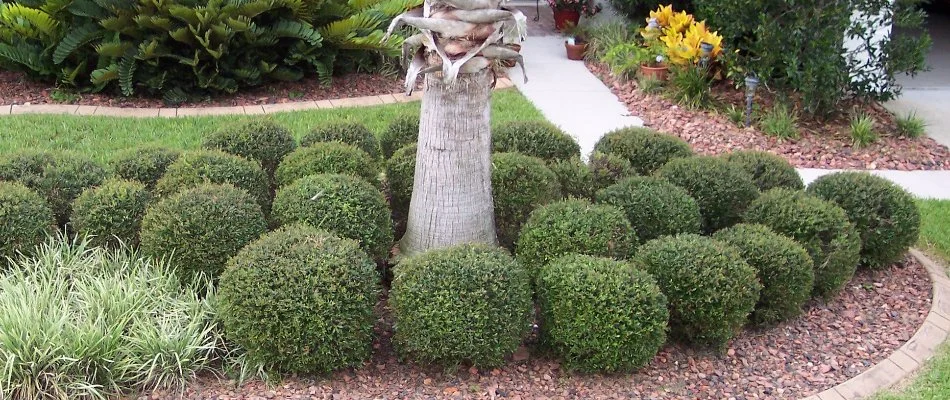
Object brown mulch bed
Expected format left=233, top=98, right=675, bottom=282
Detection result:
left=0, top=70, right=404, bottom=108
left=145, top=255, right=931, bottom=400
left=586, top=63, right=950, bottom=171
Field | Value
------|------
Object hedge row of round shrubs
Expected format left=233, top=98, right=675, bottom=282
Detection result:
left=0, top=150, right=107, bottom=226
left=70, top=179, right=151, bottom=248
left=0, top=181, right=54, bottom=258
left=154, top=150, right=271, bottom=209
left=302, top=121, right=381, bottom=160
left=491, top=152, right=560, bottom=249
left=202, top=120, right=297, bottom=179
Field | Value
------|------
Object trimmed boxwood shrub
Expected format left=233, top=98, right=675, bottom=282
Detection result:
left=724, top=151, right=803, bottom=191
left=0, top=181, right=54, bottom=258
left=70, top=179, right=151, bottom=248
left=516, top=199, right=636, bottom=273
left=0, top=150, right=107, bottom=226
left=656, top=156, right=759, bottom=233
left=154, top=150, right=270, bottom=209
left=596, top=176, right=701, bottom=242
left=713, top=224, right=814, bottom=325
left=743, top=189, right=861, bottom=298
left=806, top=172, right=920, bottom=269
left=202, top=120, right=297, bottom=177
left=301, top=121, right=381, bottom=160
left=271, top=174, right=393, bottom=261
left=593, top=127, right=693, bottom=175
left=636, top=234, right=761, bottom=348
left=110, top=146, right=181, bottom=188
left=275, top=143, right=378, bottom=187
left=218, top=224, right=379, bottom=373
left=492, top=153, right=561, bottom=249
left=548, top=158, right=593, bottom=199
left=140, top=184, right=267, bottom=284
left=381, top=115, right=419, bottom=159
left=492, top=121, right=581, bottom=162
left=537, top=254, right=668, bottom=372
left=589, top=152, right=636, bottom=194
left=386, top=144, right=416, bottom=222
left=390, top=244, right=532, bottom=367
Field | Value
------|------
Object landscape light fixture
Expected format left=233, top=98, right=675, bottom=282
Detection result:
left=744, top=74, right=760, bottom=128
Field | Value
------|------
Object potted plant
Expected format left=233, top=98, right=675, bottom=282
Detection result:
left=638, top=42, right=669, bottom=81
left=547, top=0, right=601, bottom=32
left=563, top=22, right=587, bottom=61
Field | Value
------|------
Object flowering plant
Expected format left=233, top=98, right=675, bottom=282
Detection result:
left=639, top=5, right=723, bottom=66
left=547, top=0, right=602, bottom=17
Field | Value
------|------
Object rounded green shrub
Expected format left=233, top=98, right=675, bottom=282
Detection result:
left=743, top=189, right=861, bottom=298
left=70, top=179, right=150, bottom=248
left=380, top=115, right=419, bottom=159
left=516, top=199, right=636, bottom=273
left=202, top=119, right=297, bottom=177
left=656, top=156, right=759, bottom=233
left=271, top=174, right=393, bottom=261
left=390, top=244, right=532, bottom=367
left=713, top=224, right=814, bottom=325
left=636, top=234, right=761, bottom=348
left=806, top=172, right=919, bottom=269
left=275, top=143, right=378, bottom=187
left=386, top=144, right=416, bottom=222
left=537, top=254, right=668, bottom=372
left=301, top=121, right=381, bottom=160
left=0, top=150, right=107, bottom=226
left=154, top=150, right=270, bottom=208
left=492, top=121, right=580, bottom=162
left=589, top=152, right=636, bottom=194
left=724, top=150, right=803, bottom=191
left=140, top=184, right=267, bottom=284
left=218, top=224, right=379, bottom=373
left=548, top=157, right=593, bottom=199
left=110, top=146, right=181, bottom=188
left=596, top=176, right=701, bottom=242
left=492, top=153, right=561, bottom=249
left=593, top=127, right=693, bottom=175
left=0, top=181, right=54, bottom=258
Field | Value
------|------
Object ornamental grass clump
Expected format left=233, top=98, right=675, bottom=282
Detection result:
left=0, top=237, right=220, bottom=399
left=537, top=254, right=668, bottom=372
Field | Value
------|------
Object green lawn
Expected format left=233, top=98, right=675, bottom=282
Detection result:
left=875, top=199, right=950, bottom=400
left=0, top=89, right=543, bottom=163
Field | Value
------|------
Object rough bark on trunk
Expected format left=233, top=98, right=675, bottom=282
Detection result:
left=400, top=68, right=497, bottom=255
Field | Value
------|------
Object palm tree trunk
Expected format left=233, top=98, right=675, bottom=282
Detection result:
left=400, top=68, right=497, bottom=256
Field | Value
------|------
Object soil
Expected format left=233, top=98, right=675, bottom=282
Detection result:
left=0, top=70, right=405, bottom=108
left=141, top=255, right=931, bottom=400
left=586, top=63, right=950, bottom=171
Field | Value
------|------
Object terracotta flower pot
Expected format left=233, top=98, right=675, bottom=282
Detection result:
left=502, top=43, right=521, bottom=68
left=553, top=9, right=580, bottom=31
left=565, top=42, right=587, bottom=61
left=640, top=64, right=669, bottom=81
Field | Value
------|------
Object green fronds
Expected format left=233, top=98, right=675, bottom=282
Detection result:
left=118, top=55, right=136, bottom=96
left=0, top=42, right=52, bottom=74
left=53, top=23, right=103, bottom=64
left=272, top=19, right=322, bottom=45
left=319, top=13, right=383, bottom=43
left=0, top=3, right=59, bottom=37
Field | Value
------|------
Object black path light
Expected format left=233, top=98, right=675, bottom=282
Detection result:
left=744, top=74, right=759, bottom=128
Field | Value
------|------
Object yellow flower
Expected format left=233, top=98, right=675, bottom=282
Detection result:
left=686, top=20, right=723, bottom=59
left=648, top=4, right=675, bottom=28
left=660, top=29, right=696, bottom=66
left=668, top=11, right=694, bottom=34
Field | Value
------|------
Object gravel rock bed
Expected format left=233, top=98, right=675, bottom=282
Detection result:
left=150, top=255, right=930, bottom=400
left=587, top=63, right=950, bottom=171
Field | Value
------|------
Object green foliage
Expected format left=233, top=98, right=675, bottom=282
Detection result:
left=110, top=146, right=181, bottom=189
left=70, top=179, right=150, bottom=248
left=492, top=121, right=580, bottom=163
left=588, top=152, right=636, bottom=193
left=492, top=153, right=561, bottom=250
left=713, top=224, right=814, bottom=325
left=537, top=254, right=668, bottom=372
left=639, top=75, right=664, bottom=94
left=585, top=21, right=638, bottom=62
left=668, top=66, right=713, bottom=109
left=154, top=150, right=270, bottom=209
left=895, top=111, right=926, bottom=138
left=849, top=113, right=878, bottom=148
left=547, top=157, right=594, bottom=199
left=807, top=172, right=919, bottom=269
left=516, top=199, right=636, bottom=273
left=202, top=120, right=297, bottom=178
left=724, top=104, right=746, bottom=128
left=386, top=143, right=416, bottom=226
left=0, top=181, right=53, bottom=258
left=758, top=104, right=799, bottom=139
left=724, top=150, right=803, bottom=191
left=140, top=184, right=267, bottom=284
left=601, top=42, right=645, bottom=81
left=743, top=188, right=861, bottom=298
left=275, top=143, right=378, bottom=187
left=656, top=156, right=759, bottom=233
left=0, top=238, right=220, bottom=399
left=593, top=127, right=693, bottom=175
left=390, top=244, right=532, bottom=367
left=596, top=176, right=701, bottom=242
left=636, top=234, right=760, bottom=348
left=0, top=150, right=106, bottom=226
left=217, top=224, right=379, bottom=374
left=380, top=114, right=419, bottom=159
left=609, top=0, right=694, bottom=20
left=271, top=174, right=393, bottom=261
left=301, top=121, right=381, bottom=160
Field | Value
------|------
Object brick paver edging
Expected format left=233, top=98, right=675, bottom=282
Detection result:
left=802, top=249, right=950, bottom=400
left=0, top=78, right=515, bottom=118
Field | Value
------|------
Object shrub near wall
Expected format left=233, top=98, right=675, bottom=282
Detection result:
left=0, top=151, right=106, bottom=226
left=0, top=181, right=54, bottom=258
left=492, top=153, right=561, bottom=250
